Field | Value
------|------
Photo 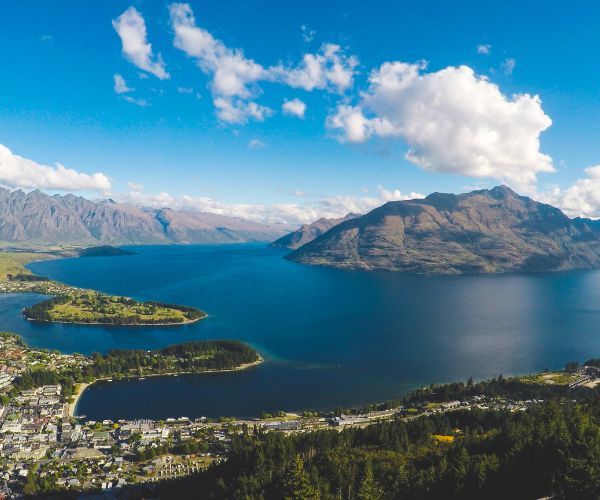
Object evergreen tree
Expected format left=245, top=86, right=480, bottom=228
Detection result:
left=283, top=455, right=321, bottom=500
left=358, top=463, right=384, bottom=500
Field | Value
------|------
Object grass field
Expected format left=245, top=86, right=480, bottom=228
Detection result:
left=49, top=294, right=191, bottom=324
left=25, top=292, right=207, bottom=325
left=0, top=252, right=54, bottom=279
left=517, top=371, right=577, bottom=385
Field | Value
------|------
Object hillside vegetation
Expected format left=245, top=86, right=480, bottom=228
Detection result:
left=146, top=374, right=600, bottom=499
left=14, top=339, right=260, bottom=391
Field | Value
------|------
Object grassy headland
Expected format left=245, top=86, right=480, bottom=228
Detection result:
left=0, top=251, right=55, bottom=279
left=0, top=250, right=206, bottom=326
left=23, top=293, right=206, bottom=325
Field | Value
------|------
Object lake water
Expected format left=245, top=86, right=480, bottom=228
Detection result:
left=8, top=243, right=600, bottom=419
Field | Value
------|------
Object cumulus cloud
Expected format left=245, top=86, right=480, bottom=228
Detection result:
left=169, top=2, right=270, bottom=123
left=279, top=43, right=358, bottom=93
left=0, top=144, right=111, bottom=193
left=113, top=7, right=169, bottom=80
left=540, top=166, right=600, bottom=218
left=282, top=98, right=306, bottom=118
left=168, top=3, right=357, bottom=123
left=213, top=98, right=271, bottom=124
left=113, top=74, right=133, bottom=94
left=316, top=187, right=424, bottom=219
left=328, top=62, right=554, bottom=189
left=476, top=44, right=491, bottom=55
left=115, top=185, right=423, bottom=225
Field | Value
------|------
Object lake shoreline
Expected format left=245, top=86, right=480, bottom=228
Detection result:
left=69, top=382, right=91, bottom=417
left=25, top=243, right=600, bottom=421
left=0, top=249, right=208, bottom=328
left=23, top=311, right=207, bottom=327
left=71, top=354, right=265, bottom=418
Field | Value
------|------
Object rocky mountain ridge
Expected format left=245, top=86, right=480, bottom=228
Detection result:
left=286, top=186, right=600, bottom=274
left=269, top=213, right=360, bottom=249
left=0, top=188, right=291, bottom=245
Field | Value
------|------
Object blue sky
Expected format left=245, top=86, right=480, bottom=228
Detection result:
left=2, top=1, right=600, bottom=222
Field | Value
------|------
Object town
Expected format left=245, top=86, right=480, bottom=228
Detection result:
left=0, top=330, right=596, bottom=496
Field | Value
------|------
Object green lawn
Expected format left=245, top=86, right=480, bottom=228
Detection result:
left=517, top=371, right=577, bottom=385
left=40, top=293, right=203, bottom=325
left=0, top=252, right=54, bottom=279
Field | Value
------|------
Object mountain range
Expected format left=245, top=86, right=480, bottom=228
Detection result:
left=285, top=186, right=600, bottom=274
left=269, top=213, right=360, bottom=250
left=0, top=188, right=292, bottom=246
left=8, top=185, right=600, bottom=275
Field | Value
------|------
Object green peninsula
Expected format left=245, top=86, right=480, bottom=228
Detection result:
left=0, top=333, right=262, bottom=400
left=87, top=340, right=261, bottom=378
left=0, top=250, right=206, bottom=326
left=23, top=293, right=206, bottom=325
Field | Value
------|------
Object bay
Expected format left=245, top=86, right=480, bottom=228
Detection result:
left=10, top=243, right=600, bottom=419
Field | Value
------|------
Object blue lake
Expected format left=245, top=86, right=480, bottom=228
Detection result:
left=3, top=243, right=599, bottom=419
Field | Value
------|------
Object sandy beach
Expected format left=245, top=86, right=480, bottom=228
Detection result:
left=68, top=382, right=90, bottom=417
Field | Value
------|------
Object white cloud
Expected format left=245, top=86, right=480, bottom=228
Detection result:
left=316, top=187, right=424, bottom=219
left=279, top=43, right=358, bottom=93
left=177, top=86, right=194, bottom=94
left=0, top=144, right=111, bottom=193
left=282, top=98, right=306, bottom=118
left=213, top=98, right=272, bottom=124
left=116, top=185, right=423, bottom=225
left=122, top=95, right=149, bottom=107
left=127, top=182, right=144, bottom=192
left=301, top=25, right=316, bottom=43
left=113, top=74, right=134, bottom=94
left=169, top=2, right=268, bottom=123
left=501, top=57, right=516, bottom=75
left=248, top=139, right=266, bottom=149
left=476, top=44, right=491, bottom=55
left=112, top=7, right=169, bottom=80
left=168, top=3, right=357, bottom=123
left=541, top=166, right=600, bottom=218
left=328, top=62, right=553, bottom=189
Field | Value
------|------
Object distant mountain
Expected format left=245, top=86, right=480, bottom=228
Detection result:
left=270, top=213, right=361, bottom=250
left=0, top=188, right=292, bottom=246
left=287, top=186, right=600, bottom=274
